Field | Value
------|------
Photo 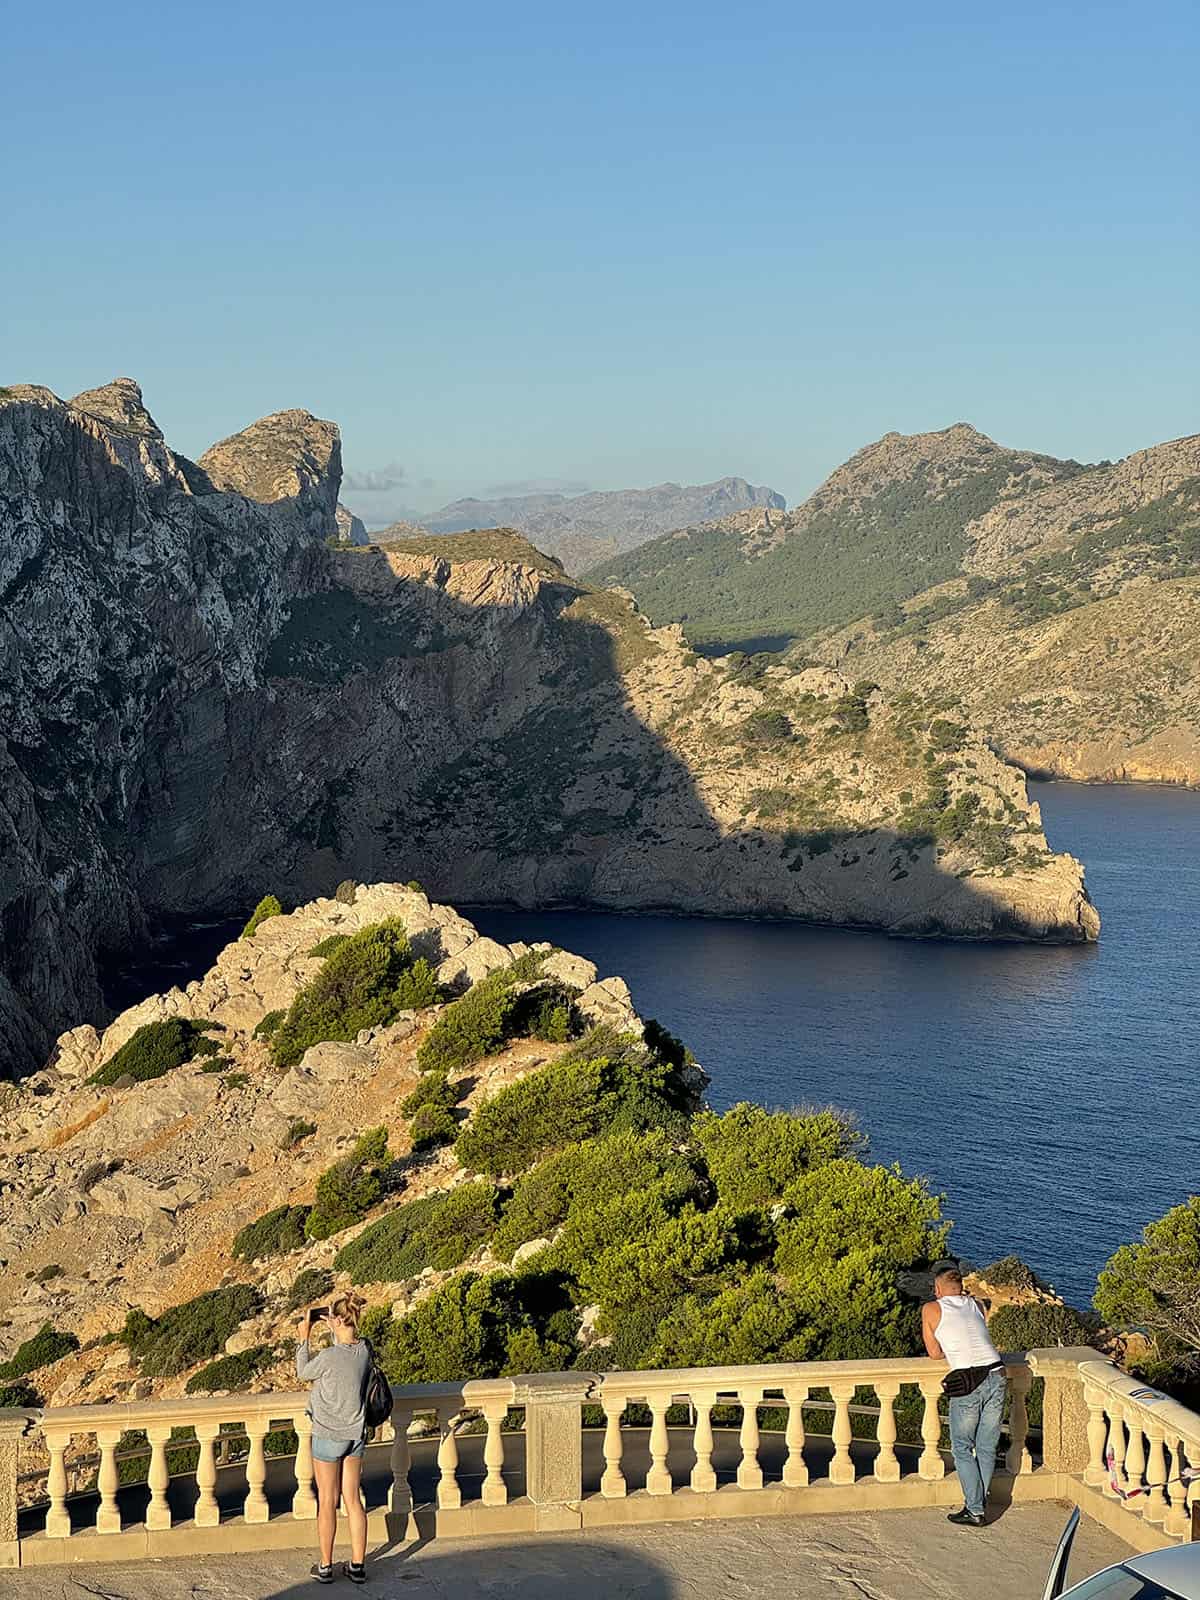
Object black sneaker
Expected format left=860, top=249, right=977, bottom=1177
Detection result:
left=345, top=1562, right=366, bottom=1585
left=311, top=1563, right=336, bottom=1584
left=947, top=1507, right=986, bottom=1527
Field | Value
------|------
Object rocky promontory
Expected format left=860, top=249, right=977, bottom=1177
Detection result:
left=0, top=381, right=1097, bottom=1078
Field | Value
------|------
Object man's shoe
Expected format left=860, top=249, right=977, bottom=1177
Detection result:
left=311, top=1564, right=336, bottom=1584
left=345, top=1562, right=366, bottom=1585
left=947, top=1507, right=986, bottom=1527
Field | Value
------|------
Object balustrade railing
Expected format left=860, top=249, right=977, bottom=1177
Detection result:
left=0, top=1349, right=1195, bottom=1570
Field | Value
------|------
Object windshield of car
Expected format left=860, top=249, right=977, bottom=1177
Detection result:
left=1065, top=1568, right=1186, bottom=1600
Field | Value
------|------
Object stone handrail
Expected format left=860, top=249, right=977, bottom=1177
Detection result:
left=1071, top=1358, right=1200, bottom=1540
left=1, top=1349, right=1196, bottom=1569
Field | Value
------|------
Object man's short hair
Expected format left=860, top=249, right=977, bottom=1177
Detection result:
left=935, top=1267, right=964, bottom=1293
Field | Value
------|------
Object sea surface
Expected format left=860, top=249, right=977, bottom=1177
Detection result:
left=471, top=782, right=1200, bottom=1309
left=104, top=782, right=1200, bottom=1310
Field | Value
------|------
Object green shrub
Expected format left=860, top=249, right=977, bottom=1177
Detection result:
left=0, top=1380, right=39, bottom=1407
left=308, top=934, right=350, bottom=959
left=492, top=1129, right=703, bottom=1261
left=281, top=1119, right=317, bottom=1148
left=377, top=1271, right=575, bottom=1384
left=222, top=1072, right=250, bottom=1090
left=1095, top=1197, right=1200, bottom=1368
left=334, top=880, right=358, bottom=904
left=454, top=1033, right=692, bottom=1178
left=185, top=1345, right=276, bottom=1394
left=649, top=1269, right=807, bottom=1368
left=415, top=970, right=522, bottom=1074
left=33, top=1264, right=63, bottom=1284
left=88, top=1018, right=220, bottom=1088
left=242, top=894, right=283, bottom=939
left=987, top=1302, right=1101, bottom=1352
left=743, top=708, right=793, bottom=744
left=405, top=880, right=424, bottom=892
left=253, top=1010, right=285, bottom=1039
left=121, top=1286, right=264, bottom=1378
left=774, top=1161, right=946, bottom=1278
left=305, top=1127, right=390, bottom=1240
left=286, top=1268, right=334, bottom=1312
left=335, top=1181, right=500, bottom=1283
left=694, top=1103, right=863, bottom=1208
left=978, top=1255, right=1053, bottom=1293
left=571, top=1202, right=749, bottom=1321
left=409, top=1104, right=458, bottom=1151
left=401, top=1070, right=456, bottom=1117
left=0, top=1322, right=80, bottom=1379
left=231, top=1205, right=311, bottom=1262
left=272, top=920, right=439, bottom=1068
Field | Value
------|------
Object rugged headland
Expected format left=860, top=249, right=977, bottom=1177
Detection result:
left=0, top=382, right=1097, bottom=1077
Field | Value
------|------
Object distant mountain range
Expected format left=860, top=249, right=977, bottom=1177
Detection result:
left=381, top=476, right=785, bottom=573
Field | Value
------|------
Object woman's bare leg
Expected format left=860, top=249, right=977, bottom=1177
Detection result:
left=313, top=1457, right=342, bottom=1567
left=340, top=1454, right=368, bottom=1564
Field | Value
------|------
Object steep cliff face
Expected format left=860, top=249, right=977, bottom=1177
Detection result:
left=0, top=384, right=1097, bottom=1078
left=0, top=380, right=340, bottom=1073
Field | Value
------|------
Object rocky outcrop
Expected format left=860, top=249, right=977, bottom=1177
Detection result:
left=0, top=382, right=1098, bottom=1078
left=334, top=503, right=368, bottom=545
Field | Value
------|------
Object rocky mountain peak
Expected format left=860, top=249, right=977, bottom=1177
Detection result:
left=199, top=409, right=342, bottom=510
left=69, top=377, right=162, bottom=438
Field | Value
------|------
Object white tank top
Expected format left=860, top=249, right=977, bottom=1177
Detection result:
left=935, top=1295, right=1001, bottom=1370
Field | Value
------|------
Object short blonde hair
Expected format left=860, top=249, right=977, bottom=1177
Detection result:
left=330, top=1291, right=366, bottom=1330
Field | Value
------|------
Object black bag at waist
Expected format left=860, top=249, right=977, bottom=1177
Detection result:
left=941, top=1360, right=1005, bottom=1399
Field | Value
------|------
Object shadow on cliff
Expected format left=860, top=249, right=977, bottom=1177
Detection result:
left=127, top=542, right=1094, bottom=961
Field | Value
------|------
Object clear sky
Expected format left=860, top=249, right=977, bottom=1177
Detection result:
left=5, top=0, right=1197, bottom=517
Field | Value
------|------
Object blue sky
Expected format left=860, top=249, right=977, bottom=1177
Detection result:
left=5, top=0, right=1197, bottom=517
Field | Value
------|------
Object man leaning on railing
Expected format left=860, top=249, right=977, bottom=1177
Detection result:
left=922, top=1264, right=1007, bottom=1528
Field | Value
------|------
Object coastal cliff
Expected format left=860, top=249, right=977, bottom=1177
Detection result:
left=0, top=382, right=1097, bottom=1077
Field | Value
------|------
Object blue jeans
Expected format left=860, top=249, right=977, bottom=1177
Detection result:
left=948, top=1367, right=1006, bottom=1516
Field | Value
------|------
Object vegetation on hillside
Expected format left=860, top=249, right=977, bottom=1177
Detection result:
left=587, top=454, right=1086, bottom=649
left=88, top=1018, right=222, bottom=1087
left=241, top=894, right=283, bottom=939
left=1095, top=1196, right=1200, bottom=1397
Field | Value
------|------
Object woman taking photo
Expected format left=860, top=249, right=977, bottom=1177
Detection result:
left=296, top=1292, right=371, bottom=1585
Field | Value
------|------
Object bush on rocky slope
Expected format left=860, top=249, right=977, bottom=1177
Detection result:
left=335, top=1181, right=501, bottom=1284
left=0, top=1322, right=79, bottom=1380
left=88, top=1018, right=221, bottom=1087
left=272, top=920, right=440, bottom=1068
left=693, top=1103, right=863, bottom=1209
left=987, top=1302, right=1102, bottom=1352
left=241, top=894, right=283, bottom=939
left=305, top=1127, right=390, bottom=1241
left=121, top=1285, right=264, bottom=1378
left=232, top=1204, right=311, bottom=1262
left=401, top=1070, right=460, bottom=1151
left=286, top=1268, right=334, bottom=1312
left=185, top=1345, right=277, bottom=1394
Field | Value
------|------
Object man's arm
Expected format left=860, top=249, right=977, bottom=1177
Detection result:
left=921, top=1301, right=945, bottom=1360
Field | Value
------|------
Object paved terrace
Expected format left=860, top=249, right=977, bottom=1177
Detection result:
left=0, top=1503, right=1135, bottom=1599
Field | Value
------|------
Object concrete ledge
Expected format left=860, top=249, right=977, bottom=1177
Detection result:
left=1065, top=1480, right=1182, bottom=1556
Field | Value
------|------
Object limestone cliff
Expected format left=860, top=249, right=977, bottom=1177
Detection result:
left=0, top=383, right=1097, bottom=1078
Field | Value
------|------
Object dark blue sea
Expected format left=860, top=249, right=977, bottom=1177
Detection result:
left=106, top=782, right=1200, bottom=1310
left=471, top=783, right=1200, bottom=1309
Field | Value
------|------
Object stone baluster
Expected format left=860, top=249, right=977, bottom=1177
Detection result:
left=782, top=1384, right=809, bottom=1489
left=1123, top=1408, right=1146, bottom=1512
left=828, top=1383, right=856, bottom=1486
left=600, top=1396, right=626, bottom=1498
left=388, top=1411, right=412, bottom=1518
left=647, top=1395, right=673, bottom=1496
left=145, top=1425, right=173, bottom=1532
left=1145, top=1425, right=1168, bottom=1524
left=1105, top=1405, right=1126, bottom=1499
left=0, top=1413, right=30, bottom=1569
left=1164, top=1436, right=1191, bottom=1538
left=44, top=1429, right=72, bottom=1539
left=1186, top=1446, right=1200, bottom=1536
left=194, top=1422, right=220, bottom=1527
left=291, top=1414, right=317, bottom=1521
left=242, top=1418, right=269, bottom=1524
left=1084, top=1385, right=1109, bottom=1486
left=690, top=1392, right=717, bottom=1493
left=1006, top=1368, right=1033, bottom=1475
left=737, top=1389, right=763, bottom=1491
left=95, top=1426, right=123, bottom=1533
left=874, top=1382, right=900, bottom=1483
left=481, top=1397, right=509, bottom=1507
left=918, top=1379, right=946, bottom=1479
left=436, top=1410, right=462, bottom=1511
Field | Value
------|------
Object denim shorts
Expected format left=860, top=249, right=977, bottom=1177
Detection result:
left=311, top=1435, right=366, bottom=1463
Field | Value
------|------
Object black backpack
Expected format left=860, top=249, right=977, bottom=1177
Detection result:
left=362, top=1339, right=394, bottom=1429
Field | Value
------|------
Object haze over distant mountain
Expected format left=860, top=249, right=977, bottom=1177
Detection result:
left=585, top=425, right=1086, bottom=650
left=406, top=476, right=786, bottom=573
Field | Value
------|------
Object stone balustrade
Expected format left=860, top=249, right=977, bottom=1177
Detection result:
left=0, top=1349, right=1196, bottom=1569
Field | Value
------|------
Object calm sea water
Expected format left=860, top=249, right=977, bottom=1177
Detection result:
left=104, top=783, right=1199, bottom=1310
left=471, top=782, right=1200, bottom=1309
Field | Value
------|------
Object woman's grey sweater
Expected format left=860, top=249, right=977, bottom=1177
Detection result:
left=296, top=1339, right=371, bottom=1440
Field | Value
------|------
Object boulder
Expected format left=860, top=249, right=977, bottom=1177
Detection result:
left=576, top=977, right=639, bottom=1031
left=50, top=1025, right=101, bottom=1080
left=435, top=937, right=513, bottom=991
left=540, top=950, right=597, bottom=992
